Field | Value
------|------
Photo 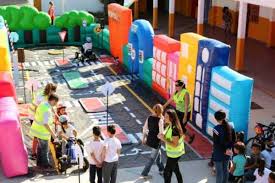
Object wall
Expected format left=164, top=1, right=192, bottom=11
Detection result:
left=41, top=0, right=104, bottom=16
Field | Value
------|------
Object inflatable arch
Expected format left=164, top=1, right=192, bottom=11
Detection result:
left=128, top=19, right=154, bottom=80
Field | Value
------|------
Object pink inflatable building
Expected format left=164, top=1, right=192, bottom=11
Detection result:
left=0, top=97, right=28, bottom=178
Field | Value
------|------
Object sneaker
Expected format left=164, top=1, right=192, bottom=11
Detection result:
left=140, top=175, right=152, bottom=179
left=208, top=161, right=214, bottom=167
left=159, top=171, right=164, bottom=176
left=188, top=134, right=195, bottom=144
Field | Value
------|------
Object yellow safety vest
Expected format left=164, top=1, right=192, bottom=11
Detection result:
left=29, top=102, right=54, bottom=140
left=164, top=125, right=185, bottom=158
left=28, top=89, right=47, bottom=118
left=173, top=89, right=191, bottom=113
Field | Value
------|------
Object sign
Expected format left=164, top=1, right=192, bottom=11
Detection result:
left=98, top=82, right=115, bottom=97
left=128, top=43, right=132, bottom=56
left=10, top=32, right=19, bottom=43
left=131, top=49, right=136, bottom=60
left=82, top=20, right=87, bottom=27
left=59, top=31, right=67, bottom=43
left=139, top=50, right=144, bottom=64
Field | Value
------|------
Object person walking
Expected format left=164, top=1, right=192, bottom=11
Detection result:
left=102, top=125, right=122, bottom=183
left=141, top=104, right=165, bottom=178
left=158, top=109, right=185, bottom=183
left=29, top=83, right=57, bottom=160
left=48, top=1, right=55, bottom=25
left=163, top=80, right=195, bottom=144
left=222, top=7, right=232, bottom=42
left=29, top=94, right=59, bottom=169
left=213, top=110, right=235, bottom=183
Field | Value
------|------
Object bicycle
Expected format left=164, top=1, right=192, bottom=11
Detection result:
left=245, top=122, right=275, bottom=154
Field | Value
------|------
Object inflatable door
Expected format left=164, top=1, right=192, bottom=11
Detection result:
left=108, top=3, right=132, bottom=63
left=152, top=35, right=180, bottom=99
left=128, top=19, right=154, bottom=77
left=193, top=38, right=230, bottom=133
left=179, top=33, right=205, bottom=115
left=206, top=66, right=253, bottom=138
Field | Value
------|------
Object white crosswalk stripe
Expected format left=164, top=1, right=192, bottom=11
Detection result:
left=30, top=62, right=37, bottom=66
left=88, top=112, right=115, bottom=125
left=50, top=60, right=55, bottom=65
left=127, top=133, right=143, bottom=144
left=24, top=62, right=30, bottom=67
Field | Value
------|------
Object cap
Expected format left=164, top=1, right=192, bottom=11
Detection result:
left=86, top=37, right=91, bottom=42
left=59, top=115, right=69, bottom=123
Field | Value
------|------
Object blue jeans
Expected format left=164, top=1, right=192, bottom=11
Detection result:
left=37, top=139, right=50, bottom=167
left=215, top=160, right=229, bottom=183
left=141, top=147, right=164, bottom=176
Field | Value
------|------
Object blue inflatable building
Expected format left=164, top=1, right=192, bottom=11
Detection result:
left=206, top=66, right=254, bottom=138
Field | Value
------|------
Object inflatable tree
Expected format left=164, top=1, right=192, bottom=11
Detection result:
left=55, top=10, right=94, bottom=28
left=19, top=6, right=39, bottom=30
left=34, top=12, right=51, bottom=30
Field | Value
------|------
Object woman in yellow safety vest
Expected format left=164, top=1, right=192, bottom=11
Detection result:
left=158, top=109, right=185, bottom=183
left=29, top=83, right=57, bottom=159
left=163, top=80, right=195, bottom=144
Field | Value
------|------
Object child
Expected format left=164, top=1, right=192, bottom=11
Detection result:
left=269, top=172, right=275, bottom=183
left=254, top=158, right=272, bottom=183
left=87, top=126, right=104, bottom=183
left=245, top=143, right=262, bottom=181
left=230, top=142, right=246, bottom=183
left=102, top=125, right=122, bottom=183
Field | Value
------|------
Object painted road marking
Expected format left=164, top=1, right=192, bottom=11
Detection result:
left=136, top=119, right=142, bottom=125
left=127, top=134, right=138, bottom=144
left=123, top=106, right=130, bottom=112
left=129, top=112, right=136, bottom=118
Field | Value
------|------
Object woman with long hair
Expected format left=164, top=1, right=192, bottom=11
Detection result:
left=213, top=110, right=236, bottom=183
left=254, top=158, right=272, bottom=183
left=141, top=104, right=165, bottom=177
left=158, top=109, right=184, bottom=183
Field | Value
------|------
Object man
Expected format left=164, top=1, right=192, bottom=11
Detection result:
left=29, top=94, right=59, bottom=169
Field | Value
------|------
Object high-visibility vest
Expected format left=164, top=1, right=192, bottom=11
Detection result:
left=29, top=102, right=54, bottom=140
left=28, top=89, right=47, bottom=118
left=164, top=125, right=185, bottom=158
left=173, top=89, right=191, bottom=113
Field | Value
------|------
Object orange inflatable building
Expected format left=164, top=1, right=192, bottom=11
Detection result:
left=108, top=3, right=132, bottom=63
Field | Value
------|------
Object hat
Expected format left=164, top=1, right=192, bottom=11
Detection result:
left=59, top=115, right=69, bottom=123
left=86, top=37, right=91, bottom=42
left=57, top=103, right=66, bottom=109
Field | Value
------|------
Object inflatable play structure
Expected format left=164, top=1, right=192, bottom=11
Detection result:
left=0, top=3, right=254, bottom=177
left=0, top=16, right=28, bottom=178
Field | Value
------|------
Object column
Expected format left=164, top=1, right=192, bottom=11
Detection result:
left=197, top=0, right=205, bottom=35
left=168, top=0, right=175, bottom=37
left=60, top=0, right=65, bottom=15
left=267, top=9, right=275, bottom=47
left=235, top=1, right=247, bottom=71
left=134, top=0, right=139, bottom=19
left=153, top=0, right=158, bottom=29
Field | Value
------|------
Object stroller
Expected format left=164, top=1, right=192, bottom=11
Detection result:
left=55, top=137, right=89, bottom=174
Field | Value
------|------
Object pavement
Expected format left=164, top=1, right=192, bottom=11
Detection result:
left=0, top=44, right=274, bottom=183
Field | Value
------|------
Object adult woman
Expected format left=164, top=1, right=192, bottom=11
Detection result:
left=222, top=7, right=232, bottom=42
left=158, top=109, right=185, bottom=183
left=141, top=104, right=164, bottom=177
left=29, top=83, right=57, bottom=159
left=163, top=80, right=195, bottom=144
left=48, top=1, right=55, bottom=25
left=213, top=110, right=235, bottom=183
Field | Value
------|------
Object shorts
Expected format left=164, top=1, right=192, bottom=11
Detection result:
left=176, top=110, right=191, bottom=133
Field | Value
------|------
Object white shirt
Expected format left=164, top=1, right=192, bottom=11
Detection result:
left=103, top=137, right=122, bottom=163
left=86, top=140, right=104, bottom=165
left=253, top=168, right=272, bottom=183
left=58, top=124, right=76, bottom=138
left=83, top=42, right=92, bottom=52
left=261, top=147, right=275, bottom=169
